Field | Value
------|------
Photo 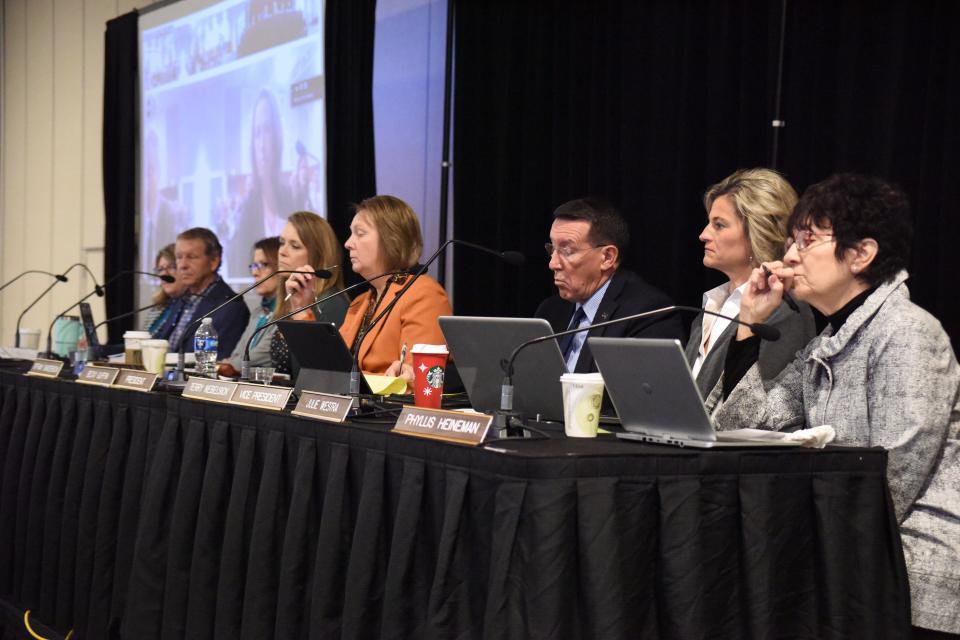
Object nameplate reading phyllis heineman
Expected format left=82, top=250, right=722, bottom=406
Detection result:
left=291, top=391, right=354, bottom=423
left=229, top=383, right=293, bottom=411
left=76, top=365, right=120, bottom=387
left=393, top=406, right=493, bottom=445
left=182, top=378, right=238, bottom=403
left=113, top=369, right=158, bottom=393
left=26, top=358, right=64, bottom=378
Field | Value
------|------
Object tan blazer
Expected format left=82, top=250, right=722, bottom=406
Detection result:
left=339, top=274, right=452, bottom=375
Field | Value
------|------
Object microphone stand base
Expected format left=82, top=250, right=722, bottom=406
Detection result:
left=491, top=409, right=526, bottom=439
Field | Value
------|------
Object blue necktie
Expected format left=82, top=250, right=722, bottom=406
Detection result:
left=557, top=306, right=586, bottom=359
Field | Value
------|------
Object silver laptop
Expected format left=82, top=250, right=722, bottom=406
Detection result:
left=439, top=316, right=566, bottom=421
left=589, top=337, right=801, bottom=448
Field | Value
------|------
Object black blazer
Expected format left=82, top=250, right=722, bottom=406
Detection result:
left=154, top=277, right=251, bottom=359
left=534, top=268, right=685, bottom=373
left=684, top=298, right=816, bottom=406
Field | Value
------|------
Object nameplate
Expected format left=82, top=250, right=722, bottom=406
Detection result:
left=291, top=391, right=354, bottom=423
left=25, top=358, right=64, bottom=378
left=393, top=406, right=493, bottom=445
left=182, top=378, right=238, bottom=403
left=229, top=383, right=293, bottom=411
left=76, top=365, right=120, bottom=386
left=113, top=369, right=158, bottom=393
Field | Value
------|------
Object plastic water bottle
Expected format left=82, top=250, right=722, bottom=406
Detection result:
left=194, top=317, right=219, bottom=377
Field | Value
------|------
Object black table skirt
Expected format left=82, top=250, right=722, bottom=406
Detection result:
left=0, top=370, right=911, bottom=639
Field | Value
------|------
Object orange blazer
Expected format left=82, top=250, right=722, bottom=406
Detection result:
left=339, top=274, right=452, bottom=375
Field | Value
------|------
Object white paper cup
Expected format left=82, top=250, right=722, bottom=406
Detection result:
left=18, top=328, right=41, bottom=350
left=141, top=339, right=169, bottom=375
left=560, top=372, right=605, bottom=438
left=123, top=330, right=152, bottom=366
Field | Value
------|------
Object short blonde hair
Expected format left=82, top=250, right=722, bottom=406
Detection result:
left=355, top=195, right=423, bottom=271
left=703, top=168, right=798, bottom=265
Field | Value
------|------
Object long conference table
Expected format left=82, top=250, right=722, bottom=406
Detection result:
left=0, top=366, right=911, bottom=639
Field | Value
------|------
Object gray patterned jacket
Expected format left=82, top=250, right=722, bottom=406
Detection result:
left=714, top=270, right=960, bottom=634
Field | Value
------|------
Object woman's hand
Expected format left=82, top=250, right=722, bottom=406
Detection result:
left=217, top=362, right=239, bottom=378
left=385, top=360, right=415, bottom=391
left=737, top=261, right=795, bottom=339
left=284, top=265, right=317, bottom=316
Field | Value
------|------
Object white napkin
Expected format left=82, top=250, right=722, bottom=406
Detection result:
left=783, top=425, right=836, bottom=448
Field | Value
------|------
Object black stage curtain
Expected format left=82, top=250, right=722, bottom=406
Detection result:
left=0, top=371, right=911, bottom=639
left=102, top=11, right=139, bottom=345
left=325, top=0, right=377, bottom=286
left=453, top=0, right=960, bottom=348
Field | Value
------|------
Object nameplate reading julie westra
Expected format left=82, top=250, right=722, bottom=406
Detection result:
left=291, top=390, right=354, bottom=423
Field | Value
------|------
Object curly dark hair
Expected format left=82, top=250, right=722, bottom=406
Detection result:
left=788, top=173, right=912, bottom=286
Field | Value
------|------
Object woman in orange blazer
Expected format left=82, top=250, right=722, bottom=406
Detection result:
left=339, top=195, right=452, bottom=390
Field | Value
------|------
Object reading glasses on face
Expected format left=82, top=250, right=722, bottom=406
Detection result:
left=785, top=230, right=835, bottom=253
left=543, top=243, right=602, bottom=260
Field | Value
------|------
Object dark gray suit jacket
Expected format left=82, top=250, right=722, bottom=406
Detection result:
left=535, top=268, right=685, bottom=374
left=684, top=299, right=815, bottom=409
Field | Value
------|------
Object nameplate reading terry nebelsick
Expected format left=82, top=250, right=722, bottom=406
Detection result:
left=113, top=369, right=158, bottom=392
left=291, top=391, right=354, bottom=423
left=26, top=358, right=64, bottom=378
left=393, top=406, right=493, bottom=445
left=76, top=365, right=120, bottom=386
left=229, top=383, right=293, bottom=411
left=182, top=378, right=238, bottom=403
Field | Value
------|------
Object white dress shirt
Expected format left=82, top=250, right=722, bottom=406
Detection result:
left=691, top=280, right=747, bottom=379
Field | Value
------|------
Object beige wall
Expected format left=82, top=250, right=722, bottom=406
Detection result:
left=1, top=0, right=144, bottom=349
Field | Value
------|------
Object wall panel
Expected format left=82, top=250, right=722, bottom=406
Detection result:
left=2, top=0, right=146, bottom=348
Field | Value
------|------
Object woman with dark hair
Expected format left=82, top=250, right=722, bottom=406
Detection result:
left=143, top=243, right=184, bottom=334
left=219, top=237, right=281, bottom=376
left=338, top=195, right=452, bottom=389
left=715, top=173, right=959, bottom=638
left=271, top=211, right=348, bottom=373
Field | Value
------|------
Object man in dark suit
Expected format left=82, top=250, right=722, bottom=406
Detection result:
left=154, top=227, right=250, bottom=358
left=535, top=198, right=684, bottom=373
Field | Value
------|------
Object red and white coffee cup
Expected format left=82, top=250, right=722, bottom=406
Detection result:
left=411, top=344, right=449, bottom=409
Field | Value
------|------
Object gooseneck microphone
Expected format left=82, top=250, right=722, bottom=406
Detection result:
left=93, top=301, right=164, bottom=331
left=43, top=270, right=174, bottom=357
left=13, top=262, right=93, bottom=347
left=493, top=305, right=781, bottom=433
left=169, top=267, right=336, bottom=382
left=0, top=270, right=68, bottom=293
left=240, top=269, right=410, bottom=380
left=348, top=239, right=525, bottom=400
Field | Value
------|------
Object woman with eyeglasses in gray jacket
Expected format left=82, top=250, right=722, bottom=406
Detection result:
left=714, top=173, right=959, bottom=639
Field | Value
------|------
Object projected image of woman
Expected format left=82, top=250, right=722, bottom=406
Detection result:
left=233, top=89, right=295, bottom=275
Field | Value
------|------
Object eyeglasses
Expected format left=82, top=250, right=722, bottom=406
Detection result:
left=785, top=230, right=835, bottom=253
left=249, top=261, right=274, bottom=272
left=544, top=242, right=601, bottom=261
left=155, top=265, right=176, bottom=275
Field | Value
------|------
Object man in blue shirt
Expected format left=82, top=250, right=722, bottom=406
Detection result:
left=535, top=198, right=684, bottom=373
left=153, top=227, right=250, bottom=358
